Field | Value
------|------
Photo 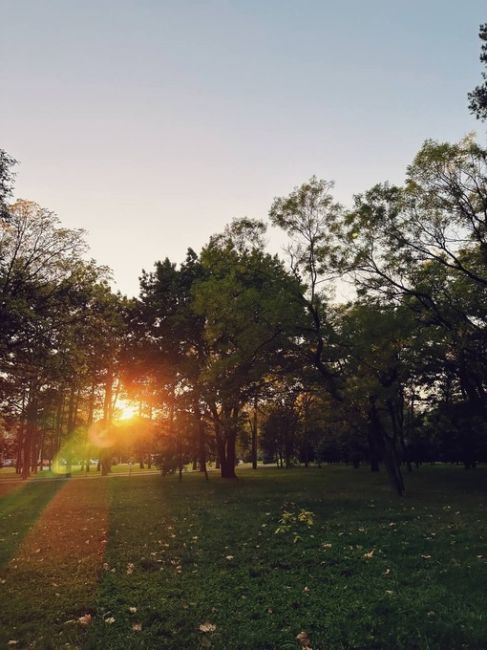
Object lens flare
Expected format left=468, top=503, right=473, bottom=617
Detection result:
left=88, top=421, right=116, bottom=448
left=51, top=431, right=88, bottom=474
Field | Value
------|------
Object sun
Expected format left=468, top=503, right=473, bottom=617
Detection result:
left=116, top=399, right=138, bottom=421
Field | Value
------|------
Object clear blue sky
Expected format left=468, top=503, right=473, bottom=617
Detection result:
left=1, top=0, right=485, bottom=296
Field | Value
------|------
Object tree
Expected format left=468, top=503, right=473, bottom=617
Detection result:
left=126, top=249, right=209, bottom=478
left=0, top=201, right=92, bottom=477
left=0, top=198, right=126, bottom=477
left=269, top=178, right=344, bottom=401
left=0, top=149, right=16, bottom=220
left=339, top=137, right=487, bottom=420
left=468, top=23, right=487, bottom=121
left=193, top=219, right=305, bottom=478
left=337, top=302, right=421, bottom=494
left=342, top=136, right=487, bottom=295
left=327, top=137, right=487, bottom=478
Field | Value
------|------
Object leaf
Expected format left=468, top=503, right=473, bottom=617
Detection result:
left=296, top=630, right=312, bottom=647
left=199, top=622, right=217, bottom=633
left=78, top=614, right=92, bottom=626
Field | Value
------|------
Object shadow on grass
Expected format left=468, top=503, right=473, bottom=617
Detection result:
left=86, top=466, right=487, bottom=649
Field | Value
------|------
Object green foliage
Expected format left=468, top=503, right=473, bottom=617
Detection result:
left=0, top=149, right=16, bottom=219
left=275, top=506, right=315, bottom=543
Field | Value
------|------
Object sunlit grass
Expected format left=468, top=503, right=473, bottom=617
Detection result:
left=0, top=463, right=161, bottom=481
left=0, top=481, right=64, bottom=565
left=0, top=479, right=109, bottom=649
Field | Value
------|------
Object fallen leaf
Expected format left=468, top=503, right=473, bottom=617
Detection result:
left=199, top=622, right=217, bottom=633
left=78, top=614, right=92, bottom=626
left=296, top=630, right=312, bottom=647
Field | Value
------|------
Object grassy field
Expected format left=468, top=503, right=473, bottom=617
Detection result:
left=0, top=463, right=160, bottom=481
left=0, top=465, right=486, bottom=649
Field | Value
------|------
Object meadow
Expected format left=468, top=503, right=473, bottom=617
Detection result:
left=0, top=465, right=486, bottom=649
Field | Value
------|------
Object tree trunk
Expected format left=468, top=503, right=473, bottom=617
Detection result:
left=196, top=409, right=208, bottom=480
left=22, top=391, right=38, bottom=480
left=369, top=402, right=404, bottom=496
left=101, top=452, right=111, bottom=476
left=101, top=365, right=113, bottom=476
left=85, top=380, right=96, bottom=473
left=16, top=389, right=27, bottom=475
left=383, top=438, right=405, bottom=496
left=251, top=395, right=258, bottom=470
left=219, top=434, right=237, bottom=479
left=367, top=428, right=380, bottom=472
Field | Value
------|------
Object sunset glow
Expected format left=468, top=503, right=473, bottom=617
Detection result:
left=115, top=400, right=138, bottom=421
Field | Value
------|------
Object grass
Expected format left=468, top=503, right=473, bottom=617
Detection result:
left=1, top=465, right=487, bottom=649
left=0, top=480, right=65, bottom=564
left=0, top=463, right=160, bottom=481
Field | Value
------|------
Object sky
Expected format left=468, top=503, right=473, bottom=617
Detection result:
left=1, top=0, right=486, bottom=296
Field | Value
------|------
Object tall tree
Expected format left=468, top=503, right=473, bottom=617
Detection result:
left=269, top=178, right=344, bottom=400
left=193, top=219, right=305, bottom=478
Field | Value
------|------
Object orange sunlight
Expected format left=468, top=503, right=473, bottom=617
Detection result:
left=115, top=399, right=138, bottom=421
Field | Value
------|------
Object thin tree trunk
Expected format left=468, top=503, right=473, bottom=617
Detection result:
left=220, top=435, right=237, bottom=479
left=22, top=392, right=38, bottom=480
left=197, top=409, right=208, bottom=480
left=85, top=380, right=96, bottom=472
left=251, top=394, right=258, bottom=470
left=101, top=365, right=113, bottom=476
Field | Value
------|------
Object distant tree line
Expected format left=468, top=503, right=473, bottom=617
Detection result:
left=0, top=25, right=486, bottom=495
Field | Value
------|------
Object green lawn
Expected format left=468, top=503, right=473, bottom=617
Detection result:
left=0, top=463, right=160, bottom=481
left=1, top=465, right=486, bottom=649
